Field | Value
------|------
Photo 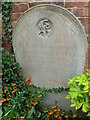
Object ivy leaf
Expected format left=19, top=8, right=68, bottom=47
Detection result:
left=26, top=99, right=29, bottom=104
left=55, top=101, right=58, bottom=105
left=8, top=28, right=12, bottom=33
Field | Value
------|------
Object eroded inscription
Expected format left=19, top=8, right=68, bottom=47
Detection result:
left=29, top=46, right=77, bottom=74
left=37, top=18, right=52, bottom=38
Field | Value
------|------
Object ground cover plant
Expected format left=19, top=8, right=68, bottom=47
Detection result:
left=65, top=69, right=90, bottom=113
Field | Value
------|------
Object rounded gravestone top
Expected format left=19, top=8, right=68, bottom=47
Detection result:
left=12, top=4, right=87, bottom=89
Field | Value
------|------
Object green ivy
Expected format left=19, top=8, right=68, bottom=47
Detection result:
left=2, top=2, right=13, bottom=52
left=32, top=84, right=69, bottom=94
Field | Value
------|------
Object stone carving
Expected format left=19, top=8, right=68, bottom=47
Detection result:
left=37, top=18, right=52, bottom=38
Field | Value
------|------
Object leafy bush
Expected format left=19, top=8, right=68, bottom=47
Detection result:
left=2, top=52, right=46, bottom=119
left=65, top=69, right=90, bottom=113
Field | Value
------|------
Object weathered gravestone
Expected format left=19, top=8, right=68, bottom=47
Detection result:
left=12, top=4, right=87, bottom=111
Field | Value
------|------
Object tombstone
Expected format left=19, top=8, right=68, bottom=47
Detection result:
left=12, top=4, right=87, bottom=111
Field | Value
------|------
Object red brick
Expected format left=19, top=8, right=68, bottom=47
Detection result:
left=84, top=61, right=88, bottom=72
left=85, top=58, right=88, bottom=64
left=67, top=8, right=72, bottom=12
left=88, top=52, right=90, bottom=58
left=0, top=16, right=1, bottom=22
left=11, top=4, right=28, bottom=13
left=14, top=0, right=29, bottom=1
left=84, top=25, right=88, bottom=35
left=88, top=58, right=90, bottom=63
left=72, top=8, right=86, bottom=17
left=65, top=2, right=89, bottom=8
left=87, top=6, right=90, bottom=17
left=11, top=13, right=22, bottom=20
left=0, top=43, right=2, bottom=48
left=0, top=23, right=2, bottom=28
left=78, top=19, right=89, bottom=35
left=85, top=7, right=88, bottom=17
left=49, top=0, right=64, bottom=1
left=0, top=1, right=1, bottom=6
left=18, top=4, right=28, bottom=12
left=51, top=2, right=64, bottom=7
left=3, top=40, right=10, bottom=52
left=88, top=59, right=90, bottom=68
left=86, top=50, right=88, bottom=59
left=78, top=18, right=89, bottom=27
left=88, top=44, right=90, bottom=52
left=11, top=4, right=18, bottom=13
left=11, top=13, right=16, bottom=20
left=29, top=1, right=64, bottom=7
left=88, top=66, right=90, bottom=69
left=0, top=28, right=2, bottom=35
left=11, top=21, right=17, bottom=29
left=65, top=2, right=78, bottom=8
left=88, top=25, right=90, bottom=34
left=78, top=2, right=89, bottom=7
left=87, top=35, right=90, bottom=43
left=14, top=0, right=55, bottom=1
left=29, top=2, right=52, bottom=8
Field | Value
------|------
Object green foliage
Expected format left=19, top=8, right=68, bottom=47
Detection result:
left=65, top=70, right=90, bottom=113
left=2, top=52, right=23, bottom=84
left=2, top=2, right=13, bottom=52
left=33, top=84, right=69, bottom=94
left=2, top=52, right=47, bottom=119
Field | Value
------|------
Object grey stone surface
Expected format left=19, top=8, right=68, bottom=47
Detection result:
left=12, top=4, right=87, bottom=111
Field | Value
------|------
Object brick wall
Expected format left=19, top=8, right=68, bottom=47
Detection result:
left=6, top=1, right=90, bottom=70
